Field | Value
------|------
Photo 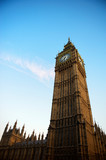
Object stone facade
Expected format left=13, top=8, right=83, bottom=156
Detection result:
left=0, top=39, right=106, bottom=160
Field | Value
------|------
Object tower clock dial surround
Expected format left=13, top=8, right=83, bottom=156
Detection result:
left=59, top=53, right=70, bottom=63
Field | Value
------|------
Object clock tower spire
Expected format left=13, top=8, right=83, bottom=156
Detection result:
left=68, top=37, right=70, bottom=43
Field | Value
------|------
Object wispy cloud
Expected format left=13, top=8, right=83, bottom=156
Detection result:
left=0, top=54, right=55, bottom=81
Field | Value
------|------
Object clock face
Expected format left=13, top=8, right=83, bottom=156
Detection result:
left=59, top=53, right=70, bottom=63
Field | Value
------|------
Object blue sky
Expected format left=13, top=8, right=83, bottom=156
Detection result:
left=0, top=0, right=106, bottom=139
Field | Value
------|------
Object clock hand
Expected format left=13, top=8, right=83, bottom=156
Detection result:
left=61, top=57, right=65, bottom=62
left=63, top=57, right=66, bottom=61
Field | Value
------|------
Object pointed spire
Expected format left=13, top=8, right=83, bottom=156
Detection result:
left=27, top=134, right=29, bottom=144
left=13, top=120, right=17, bottom=130
left=9, top=126, right=12, bottom=131
left=4, top=122, right=9, bottom=133
left=24, top=132, right=26, bottom=139
left=31, top=130, right=35, bottom=141
left=34, top=134, right=37, bottom=141
left=21, top=124, right=25, bottom=136
left=68, top=37, right=70, bottom=43
left=95, top=122, right=97, bottom=128
left=38, top=133, right=40, bottom=140
left=32, top=130, right=35, bottom=136
left=41, top=133, right=44, bottom=140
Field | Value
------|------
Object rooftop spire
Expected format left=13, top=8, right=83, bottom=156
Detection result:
left=24, top=132, right=26, bottom=139
left=41, top=133, right=44, bottom=140
left=4, top=122, right=9, bottom=133
left=68, top=37, right=70, bottom=43
left=21, top=124, right=25, bottom=136
left=34, top=134, right=37, bottom=141
left=38, top=133, right=41, bottom=140
left=13, top=120, right=17, bottom=129
left=31, top=130, right=35, bottom=141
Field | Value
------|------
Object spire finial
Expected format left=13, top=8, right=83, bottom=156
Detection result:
left=68, top=37, right=70, bottom=43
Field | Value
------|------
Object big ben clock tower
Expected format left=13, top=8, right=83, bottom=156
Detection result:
left=46, top=38, right=96, bottom=160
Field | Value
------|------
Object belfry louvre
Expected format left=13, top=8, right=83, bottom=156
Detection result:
left=0, top=39, right=106, bottom=160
